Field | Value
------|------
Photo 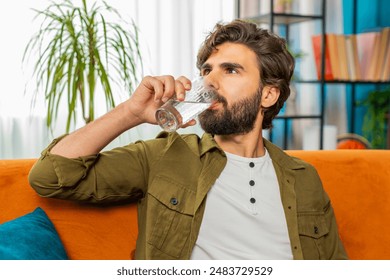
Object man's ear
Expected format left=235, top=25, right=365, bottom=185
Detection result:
left=261, top=86, right=280, bottom=108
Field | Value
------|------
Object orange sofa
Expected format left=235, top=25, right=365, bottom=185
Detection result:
left=1, top=150, right=390, bottom=260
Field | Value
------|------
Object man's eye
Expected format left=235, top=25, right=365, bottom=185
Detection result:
left=227, top=68, right=237, bottom=74
left=202, top=69, right=211, bottom=75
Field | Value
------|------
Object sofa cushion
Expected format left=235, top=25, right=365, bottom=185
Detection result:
left=0, top=207, right=68, bottom=260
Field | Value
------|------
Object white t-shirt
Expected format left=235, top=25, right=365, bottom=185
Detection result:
left=190, top=149, right=293, bottom=260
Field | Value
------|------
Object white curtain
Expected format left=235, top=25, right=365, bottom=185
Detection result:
left=0, top=0, right=236, bottom=159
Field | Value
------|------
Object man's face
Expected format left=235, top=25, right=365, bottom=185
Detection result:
left=198, top=42, right=262, bottom=135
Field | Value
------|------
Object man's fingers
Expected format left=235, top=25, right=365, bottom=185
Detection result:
left=181, top=119, right=197, bottom=128
left=139, top=75, right=193, bottom=104
left=149, top=75, right=174, bottom=103
left=175, top=76, right=191, bottom=100
left=159, top=75, right=176, bottom=103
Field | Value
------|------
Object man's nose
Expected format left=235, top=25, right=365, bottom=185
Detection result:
left=203, top=72, right=219, bottom=91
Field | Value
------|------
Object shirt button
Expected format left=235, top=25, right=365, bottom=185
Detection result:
left=170, top=198, right=178, bottom=205
left=249, top=162, right=255, bottom=168
left=250, top=197, right=256, bottom=203
left=249, top=180, right=255, bottom=186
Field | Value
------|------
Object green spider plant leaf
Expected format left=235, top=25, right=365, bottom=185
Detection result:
left=23, top=0, right=143, bottom=133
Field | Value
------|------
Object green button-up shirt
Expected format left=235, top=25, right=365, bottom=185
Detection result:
left=28, top=132, right=347, bottom=260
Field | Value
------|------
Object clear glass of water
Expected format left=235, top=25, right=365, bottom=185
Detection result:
left=155, top=77, right=215, bottom=132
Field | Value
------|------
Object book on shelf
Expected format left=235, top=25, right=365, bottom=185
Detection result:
left=345, top=34, right=361, bottom=81
left=377, top=27, right=390, bottom=81
left=311, top=34, right=334, bottom=81
left=351, top=34, right=362, bottom=80
left=381, top=42, right=390, bottom=81
left=327, top=33, right=341, bottom=79
left=356, top=31, right=378, bottom=80
left=365, top=32, right=382, bottom=81
left=311, top=28, right=390, bottom=82
left=336, top=34, right=350, bottom=80
left=357, top=28, right=390, bottom=81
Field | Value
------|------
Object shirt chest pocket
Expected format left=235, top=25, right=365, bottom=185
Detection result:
left=298, top=212, right=329, bottom=259
left=147, top=175, right=196, bottom=259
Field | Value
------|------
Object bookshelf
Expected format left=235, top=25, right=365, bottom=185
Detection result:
left=309, top=0, right=390, bottom=134
left=238, top=0, right=327, bottom=149
left=238, top=0, right=390, bottom=149
left=345, top=0, right=390, bottom=134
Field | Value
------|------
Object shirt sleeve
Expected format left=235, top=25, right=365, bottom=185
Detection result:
left=28, top=135, right=149, bottom=204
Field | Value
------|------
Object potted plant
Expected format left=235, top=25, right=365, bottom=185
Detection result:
left=23, top=0, right=143, bottom=133
left=361, top=87, right=390, bottom=149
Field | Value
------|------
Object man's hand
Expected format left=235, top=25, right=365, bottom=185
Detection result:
left=125, top=75, right=192, bottom=125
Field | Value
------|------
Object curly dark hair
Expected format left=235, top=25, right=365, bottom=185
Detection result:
left=196, top=19, right=295, bottom=129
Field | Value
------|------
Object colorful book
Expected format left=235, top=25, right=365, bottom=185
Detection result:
left=327, top=33, right=341, bottom=80
left=345, top=34, right=361, bottom=81
left=311, top=34, right=334, bottom=81
left=336, top=34, right=349, bottom=80
left=377, top=27, right=390, bottom=81
left=381, top=44, right=390, bottom=81
left=356, top=31, right=380, bottom=80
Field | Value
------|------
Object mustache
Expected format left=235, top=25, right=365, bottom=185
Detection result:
left=210, top=90, right=228, bottom=106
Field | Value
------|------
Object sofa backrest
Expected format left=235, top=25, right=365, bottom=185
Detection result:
left=287, top=150, right=390, bottom=259
left=0, top=159, right=138, bottom=260
left=1, top=149, right=390, bottom=259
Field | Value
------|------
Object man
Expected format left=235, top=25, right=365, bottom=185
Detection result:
left=28, top=19, right=347, bottom=260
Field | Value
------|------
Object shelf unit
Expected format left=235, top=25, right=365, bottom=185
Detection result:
left=238, top=0, right=389, bottom=149
left=344, top=0, right=390, bottom=134
left=303, top=0, right=390, bottom=137
left=300, top=80, right=390, bottom=134
left=238, top=0, right=327, bottom=149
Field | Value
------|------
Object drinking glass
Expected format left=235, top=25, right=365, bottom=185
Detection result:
left=155, top=77, right=215, bottom=132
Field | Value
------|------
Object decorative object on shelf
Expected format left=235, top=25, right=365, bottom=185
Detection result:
left=274, top=0, right=293, bottom=13
left=360, top=87, right=390, bottom=149
left=336, top=133, right=371, bottom=149
left=23, top=0, right=143, bottom=133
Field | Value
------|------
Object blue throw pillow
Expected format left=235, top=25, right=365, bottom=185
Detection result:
left=0, top=207, right=68, bottom=260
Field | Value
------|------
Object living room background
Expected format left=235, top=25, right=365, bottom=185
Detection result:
left=0, top=0, right=388, bottom=159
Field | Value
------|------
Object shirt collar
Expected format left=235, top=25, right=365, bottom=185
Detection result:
left=156, top=131, right=224, bottom=157
left=199, top=133, right=305, bottom=170
left=199, top=133, right=224, bottom=156
left=264, top=138, right=305, bottom=170
left=156, top=131, right=304, bottom=170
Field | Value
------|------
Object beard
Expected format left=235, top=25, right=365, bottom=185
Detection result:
left=199, top=88, right=262, bottom=135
